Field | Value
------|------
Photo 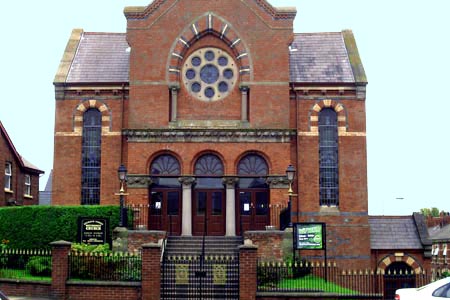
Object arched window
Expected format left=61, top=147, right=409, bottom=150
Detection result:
left=237, top=154, right=268, bottom=176
left=81, top=109, right=102, bottom=205
left=319, top=108, right=339, bottom=206
left=194, top=154, right=224, bottom=176
left=150, top=154, right=181, bottom=175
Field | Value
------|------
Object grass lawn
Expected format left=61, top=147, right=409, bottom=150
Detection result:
left=278, top=274, right=356, bottom=293
left=0, top=269, right=51, bottom=282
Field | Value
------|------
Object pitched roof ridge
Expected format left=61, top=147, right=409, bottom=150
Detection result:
left=83, top=32, right=126, bottom=36
left=0, top=121, right=43, bottom=173
left=294, top=31, right=342, bottom=35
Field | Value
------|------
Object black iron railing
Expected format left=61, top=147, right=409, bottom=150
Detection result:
left=0, top=248, right=52, bottom=281
left=257, top=260, right=431, bottom=298
left=68, top=250, right=142, bottom=282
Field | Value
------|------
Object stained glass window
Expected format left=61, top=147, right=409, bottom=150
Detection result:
left=237, top=154, right=268, bottom=176
left=150, top=154, right=181, bottom=175
left=81, top=109, right=102, bottom=205
left=194, top=154, right=224, bottom=176
left=319, top=108, right=339, bottom=206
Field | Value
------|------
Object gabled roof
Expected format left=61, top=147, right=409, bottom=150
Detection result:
left=124, top=0, right=296, bottom=20
left=66, top=32, right=129, bottom=83
left=369, top=215, right=426, bottom=250
left=289, top=30, right=366, bottom=84
left=430, top=224, right=450, bottom=241
left=0, top=121, right=44, bottom=174
left=55, top=29, right=366, bottom=85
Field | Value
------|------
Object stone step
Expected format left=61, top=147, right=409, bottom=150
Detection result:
left=164, top=236, right=243, bottom=256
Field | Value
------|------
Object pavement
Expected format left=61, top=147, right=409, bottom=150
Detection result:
left=8, top=297, right=51, bottom=300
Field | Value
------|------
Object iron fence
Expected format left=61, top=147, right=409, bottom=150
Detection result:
left=257, top=260, right=431, bottom=299
left=161, top=255, right=240, bottom=300
left=126, top=204, right=149, bottom=230
left=0, top=248, right=52, bottom=281
left=68, top=250, right=142, bottom=282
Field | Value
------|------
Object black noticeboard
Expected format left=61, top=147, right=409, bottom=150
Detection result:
left=77, top=217, right=110, bottom=246
left=293, top=222, right=326, bottom=250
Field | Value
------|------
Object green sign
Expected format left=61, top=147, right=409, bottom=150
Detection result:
left=294, top=223, right=326, bottom=250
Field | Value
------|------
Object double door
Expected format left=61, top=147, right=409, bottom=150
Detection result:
left=149, top=189, right=181, bottom=235
left=192, top=190, right=225, bottom=236
left=237, top=189, right=269, bottom=235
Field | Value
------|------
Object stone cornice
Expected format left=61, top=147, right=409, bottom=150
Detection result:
left=124, top=128, right=296, bottom=143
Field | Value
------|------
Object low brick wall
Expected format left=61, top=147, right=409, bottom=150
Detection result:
left=66, top=282, right=140, bottom=300
left=244, top=230, right=291, bottom=261
left=0, top=280, right=51, bottom=298
left=127, top=230, right=166, bottom=252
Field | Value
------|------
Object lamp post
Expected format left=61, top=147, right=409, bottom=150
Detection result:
left=286, top=165, right=296, bottom=228
left=117, top=164, right=128, bottom=227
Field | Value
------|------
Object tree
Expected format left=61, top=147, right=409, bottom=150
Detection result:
left=420, top=207, right=444, bottom=217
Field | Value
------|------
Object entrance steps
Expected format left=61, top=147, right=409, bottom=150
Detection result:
left=164, top=236, right=243, bottom=257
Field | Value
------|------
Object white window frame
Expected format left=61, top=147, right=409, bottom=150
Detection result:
left=24, top=174, right=31, bottom=197
left=4, top=162, right=12, bottom=191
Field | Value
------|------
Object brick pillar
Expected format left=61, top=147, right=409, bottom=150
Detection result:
left=142, top=242, right=162, bottom=300
left=50, top=240, right=71, bottom=300
left=239, top=241, right=258, bottom=300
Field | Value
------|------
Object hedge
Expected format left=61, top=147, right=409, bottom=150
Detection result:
left=0, top=205, right=120, bottom=249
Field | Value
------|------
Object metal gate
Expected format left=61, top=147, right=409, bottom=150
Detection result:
left=161, top=255, right=240, bottom=299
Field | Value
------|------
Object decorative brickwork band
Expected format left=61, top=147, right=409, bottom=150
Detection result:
left=167, top=13, right=252, bottom=83
left=377, top=253, right=423, bottom=274
left=308, top=99, right=348, bottom=132
left=72, top=99, right=112, bottom=133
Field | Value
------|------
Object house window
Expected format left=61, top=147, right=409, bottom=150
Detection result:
left=24, top=175, right=31, bottom=196
left=4, top=162, right=12, bottom=191
left=81, top=109, right=102, bottom=205
left=319, top=108, right=339, bottom=206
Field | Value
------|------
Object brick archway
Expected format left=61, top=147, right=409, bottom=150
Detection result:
left=166, top=13, right=252, bottom=83
left=72, top=99, right=111, bottom=133
left=308, top=99, right=348, bottom=133
left=377, top=254, right=423, bottom=274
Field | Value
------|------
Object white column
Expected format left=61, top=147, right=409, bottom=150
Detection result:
left=169, top=85, right=179, bottom=122
left=224, top=177, right=239, bottom=236
left=179, top=177, right=195, bottom=236
left=240, top=86, right=249, bottom=122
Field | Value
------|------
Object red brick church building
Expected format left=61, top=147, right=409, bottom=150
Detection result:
left=53, top=0, right=371, bottom=269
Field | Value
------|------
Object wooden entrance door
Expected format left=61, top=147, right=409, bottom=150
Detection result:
left=192, top=190, right=225, bottom=236
left=149, top=189, right=181, bottom=235
left=237, top=189, right=269, bottom=235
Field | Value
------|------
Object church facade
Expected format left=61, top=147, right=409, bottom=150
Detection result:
left=53, top=0, right=370, bottom=268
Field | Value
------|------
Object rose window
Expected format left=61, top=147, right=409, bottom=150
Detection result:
left=182, top=47, right=238, bottom=102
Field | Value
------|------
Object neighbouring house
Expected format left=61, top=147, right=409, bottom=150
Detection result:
left=430, top=223, right=450, bottom=280
left=0, top=121, right=44, bottom=206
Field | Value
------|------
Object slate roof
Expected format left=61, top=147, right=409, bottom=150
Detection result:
left=66, top=32, right=129, bottom=83
left=289, top=32, right=355, bottom=83
left=369, top=216, right=425, bottom=250
left=57, top=30, right=366, bottom=85
left=430, top=224, right=450, bottom=241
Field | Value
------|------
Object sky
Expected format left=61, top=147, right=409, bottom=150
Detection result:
left=0, top=0, right=449, bottom=216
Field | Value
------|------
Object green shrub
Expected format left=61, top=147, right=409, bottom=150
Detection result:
left=71, top=243, right=110, bottom=253
left=26, top=256, right=52, bottom=277
left=0, top=206, right=120, bottom=249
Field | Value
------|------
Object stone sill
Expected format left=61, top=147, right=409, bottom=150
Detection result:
left=4, top=188, right=13, bottom=194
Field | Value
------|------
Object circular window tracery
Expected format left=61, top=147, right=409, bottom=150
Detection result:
left=182, top=47, right=238, bottom=102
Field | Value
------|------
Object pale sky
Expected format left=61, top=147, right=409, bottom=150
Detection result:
left=1, top=1, right=449, bottom=215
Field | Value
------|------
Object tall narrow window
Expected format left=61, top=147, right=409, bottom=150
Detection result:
left=81, top=109, right=102, bottom=205
left=319, top=108, right=339, bottom=206
left=4, top=162, right=12, bottom=191
left=24, top=174, right=31, bottom=196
